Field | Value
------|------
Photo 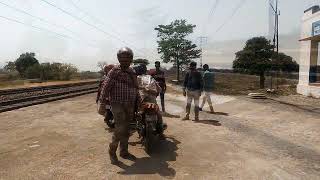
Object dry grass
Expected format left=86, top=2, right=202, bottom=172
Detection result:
left=166, top=71, right=298, bottom=96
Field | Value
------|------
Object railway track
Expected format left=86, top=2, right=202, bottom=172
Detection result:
left=0, top=81, right=99, bottom=113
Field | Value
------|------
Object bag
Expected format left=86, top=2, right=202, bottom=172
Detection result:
left=97, top=101, right=106, bottom=116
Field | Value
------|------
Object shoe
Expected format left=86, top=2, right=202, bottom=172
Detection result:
left=120, top=152, right=136, bottom=160
left=199, top=107, right=203, bottom=111
left=209, top=106, right=215, bottom=113
left=182, top=116, right=189, bottom=120
left=109, top=150, right=118, bottom=165
left=194, top=117, right=200, bottom=121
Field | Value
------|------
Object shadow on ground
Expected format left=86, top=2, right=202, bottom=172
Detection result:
left=194, top=119, right=221, bottom=126
left=117, top=136, right=180, bottom=178
left=203, top=111, right=229, bottom=116
left=162, top=112, right=180, bottom=118
left=269, top=98, right=320, bottom=114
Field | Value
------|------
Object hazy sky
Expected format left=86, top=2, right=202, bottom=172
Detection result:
left=0, top=0, right=319, bottom=70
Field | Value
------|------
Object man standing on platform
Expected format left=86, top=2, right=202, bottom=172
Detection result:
left=150, top=61, right=167, bottom=113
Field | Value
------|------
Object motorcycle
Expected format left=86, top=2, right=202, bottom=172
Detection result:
left=135, top=102, right=167, bottom=153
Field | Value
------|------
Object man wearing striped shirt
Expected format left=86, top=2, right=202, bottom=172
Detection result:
left=100, top=47, right=140, bottom=164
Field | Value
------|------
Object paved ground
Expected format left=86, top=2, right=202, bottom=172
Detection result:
left=0, top=92, right=319, bottom=180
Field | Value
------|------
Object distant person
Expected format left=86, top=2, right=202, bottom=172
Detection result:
left=182, top=62, right=203, bottom=121
left=100, top=47, right=140, bottom=164
left=199, top=64, right=215, bottom=113
left=149, top=61, right=166, bottom=113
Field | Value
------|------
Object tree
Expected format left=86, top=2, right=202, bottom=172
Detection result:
left=271, top=52, right=299, bottom=72
left=133, top=58, right=149, bottom=65
left=4, top=61, right=16, bottom=72
left=60, top=63, right=78, bottom=80
left=25, top=64, right=41, bottom=79
left=15, top=52, right=39, bottom=77
left=97, top=61, right=108, bottom=74
left=233, top=37, right=274, bottom=88
left=37, top=62, right=78, bottom=81
left=39, top=63, right=54, bottom=80
left=155, top=19, right=201, bottom=81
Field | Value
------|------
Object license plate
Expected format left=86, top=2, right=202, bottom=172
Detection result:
left=145, top=114, right=157, bottom=122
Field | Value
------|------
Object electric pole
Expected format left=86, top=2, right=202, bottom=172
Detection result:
left=197, top=36, right=208, bottom=68
left=270, top=0, right=280, bottom=89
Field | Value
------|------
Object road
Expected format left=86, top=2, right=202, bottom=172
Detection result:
left=0, top=91, right=319, bottom=179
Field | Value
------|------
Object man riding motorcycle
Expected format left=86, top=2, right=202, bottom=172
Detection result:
left=133, top=63, right=166, bottom=139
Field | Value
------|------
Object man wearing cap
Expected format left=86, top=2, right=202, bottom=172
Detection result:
left=100, top=47, right=140, bottom=164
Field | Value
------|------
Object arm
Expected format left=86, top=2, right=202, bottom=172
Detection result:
left=100, top=70, right=116, bottom=104
left=96, top=78, right=104, bottom=103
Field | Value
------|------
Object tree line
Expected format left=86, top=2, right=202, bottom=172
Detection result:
left=1, top=19, right=299, bottom=88
left=3, top=52, right=79, bottom=81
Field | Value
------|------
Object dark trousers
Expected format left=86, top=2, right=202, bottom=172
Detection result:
left=159, top=92, right=165, bottom=112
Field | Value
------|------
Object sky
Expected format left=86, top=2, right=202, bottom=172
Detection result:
left=0, top=0, right=320, bottom=71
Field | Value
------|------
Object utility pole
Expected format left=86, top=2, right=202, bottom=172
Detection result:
left=270, top=0, right=280, bottom=89
left=197, top=36, right=208, bottom=68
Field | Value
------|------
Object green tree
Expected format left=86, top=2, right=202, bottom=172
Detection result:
left=4, top=61, right=16, bottom=72
left=133, top=58, right=149, bottom=65
left=233, top=37, right=274, bottom=88
left=25, top=64, right=41, bottom=79
left=60, top=63, right=78, bottom=80
left=155, top=19, right=201, bottom=81
left=39, top=63, right=54, bottom=80
left=38, top=62, right=78, bottom=81
left=271, top=52, right=299, bottom=72
left=15, top=52, right=39, bottom=77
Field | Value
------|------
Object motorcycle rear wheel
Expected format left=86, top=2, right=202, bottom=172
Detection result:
left=144, top=124, right=155, bottom=153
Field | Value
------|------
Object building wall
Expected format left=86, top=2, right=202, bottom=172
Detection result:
left=297, top=6, right=320, bottom=98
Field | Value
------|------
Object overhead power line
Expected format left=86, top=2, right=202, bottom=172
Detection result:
left=202, top=0, right=220, bottom=35
left=67, top=0, right=157, bottom=59
left=39, top=0, right=151, bottom=58
left=214, top=0, right=247, bottom=34
left=0, top=15, right=74, bottom=40
left=208, top=0, right=220, bottom=20
left=67, top=0, right=158, bottom=58
left=0, top=1, right=98, bottom=48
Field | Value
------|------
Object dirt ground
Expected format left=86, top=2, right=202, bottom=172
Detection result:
left=0, top=92, right=319, bottom=179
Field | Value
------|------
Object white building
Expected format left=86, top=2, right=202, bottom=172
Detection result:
left=297, top=6, right=320, bottom=98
